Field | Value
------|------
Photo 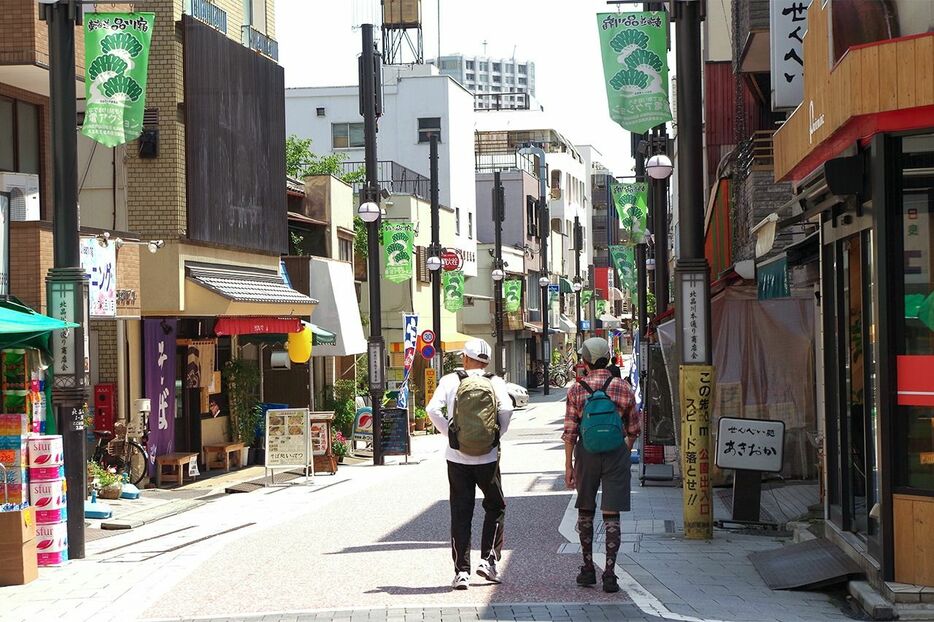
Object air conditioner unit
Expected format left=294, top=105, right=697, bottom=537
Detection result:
left=270, top=351, right=291, bottom=370
left=0, top=173, right=40, bottom=221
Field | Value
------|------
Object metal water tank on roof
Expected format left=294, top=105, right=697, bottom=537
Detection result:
left=0, top=172, right=40, bottom=221
left=382, top=0, right=420, bottom=27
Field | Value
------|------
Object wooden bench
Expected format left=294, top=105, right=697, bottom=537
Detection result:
left=155, top=452, right=200, bottom=487
left=202, top=442, right=245, bottom=472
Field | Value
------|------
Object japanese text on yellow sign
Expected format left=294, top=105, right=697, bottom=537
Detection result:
left=424, top=368, right=437, bottom=403
left=679, top=365, right=715, bottom=539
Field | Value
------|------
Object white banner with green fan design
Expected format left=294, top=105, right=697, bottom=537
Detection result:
left=382, top=222, right=415, bottom=284
left=442, top=270, right=465, bottom=313
left=503, top=279, right=522, bottom=314
left=83, top=13, right=155, bottom=147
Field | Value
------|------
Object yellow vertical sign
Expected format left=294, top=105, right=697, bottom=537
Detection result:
left=679, top=364, right=715, bottom=539
left=424, top=367, right=437, bottom=402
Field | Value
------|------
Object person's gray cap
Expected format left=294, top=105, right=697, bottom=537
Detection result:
left=464, top=339, right=492, bottom=364
left=580, top=337, right=611, bottom=364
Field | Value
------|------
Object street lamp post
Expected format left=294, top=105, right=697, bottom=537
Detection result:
left=41, top=0, right=88, bottom=560
left=673, top=0, right=713, bottom=540
left=519, top=144, right=550, bottom=395
left=428, top=134, right=442, bottom=373
left=492, top=172, right=506, bottom=377
left=647, top=147, right=673, bottom=314
left=573, top=216, right=583, bottom=350
left=359, top=23, right=385, bottom=466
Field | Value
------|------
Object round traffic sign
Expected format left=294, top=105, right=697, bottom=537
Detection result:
left=441, top=251, right=462, bottom=271
left=420, top=329, right=435, bottom=345
left=420, top=344, right=436, bottom=360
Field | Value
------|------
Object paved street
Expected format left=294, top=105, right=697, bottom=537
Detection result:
left=0, top=392, right=856, bottom=622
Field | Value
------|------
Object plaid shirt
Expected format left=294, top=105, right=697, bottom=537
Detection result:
left=562, top=369, right=640, bottom=445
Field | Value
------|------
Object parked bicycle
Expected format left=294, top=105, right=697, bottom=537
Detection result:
left=91, top=414, right=149, bottom=487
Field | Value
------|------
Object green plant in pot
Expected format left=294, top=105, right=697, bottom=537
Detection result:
left=224, top=359, right=261, bottom=466
left=332, top=430, right=348, bottom=463
left=88, top=461, right=123, bottom=499
left=413, top=406, right=429, bottom=432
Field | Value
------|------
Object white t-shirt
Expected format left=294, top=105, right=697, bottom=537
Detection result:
left=425, top=368, right=514, bottom=465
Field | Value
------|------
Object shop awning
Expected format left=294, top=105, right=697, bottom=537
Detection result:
left=308, top=257, right=367, bottom=356
left=560, top=277, right=574, bottom=294
left=185, top=262, right=317, bottom=317
left=607, top=287, right=625, bottom=302
left=0, top=300, right=79, bottom=352
left=214, top=316, right=303, bottom=336
left=524, top=322, right=565, bottom=335
left=559, top=314, right=576, bottom=334
left=310, top=323, right=337, bottom=346
left=442, top=330, right=478, bottom=351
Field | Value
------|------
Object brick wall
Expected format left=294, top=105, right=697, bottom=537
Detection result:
left=0, top=83, right=52, bottom=219
left=731, top=170, right=794, bottom=262
left=9, top=222, right=54, bottom=314
left=90, top=319, right=118, bottom=384
left=0, top=0, right=86, bottom=72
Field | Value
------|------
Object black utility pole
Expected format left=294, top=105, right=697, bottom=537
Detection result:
left=673, top=0, right=713, bottom=540
left=43, top=0, right=88, bottom=561
left=492, top=172, right=505, bottom=376
left=632, top=134, right=649, bottom=340
left=520, top=144, right=549, bottom=394
left=653, top=130, right=671, bottom=314
left=429, top=134, right=442, bottom=372
left=573, top=216, right=583, bottom=350
left=360, top=23, right=385, bottom=466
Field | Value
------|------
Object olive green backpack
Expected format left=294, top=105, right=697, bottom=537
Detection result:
left=450, top=371, right=500, bottom=455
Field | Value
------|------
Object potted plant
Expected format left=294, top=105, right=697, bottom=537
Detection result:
left=332, top=431, right=348, bottom=464
left=414, top=406, right=428, bottom=432
left=224, top=359, right=261, bottom=466
left=88, top=461, right=123, bottom=499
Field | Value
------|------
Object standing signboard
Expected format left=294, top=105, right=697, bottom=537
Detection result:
left=264, top=407, right=310, bottom=484
left=380, top=407, right=410, bottom=461
left=715, top=416, right=785, bottom=525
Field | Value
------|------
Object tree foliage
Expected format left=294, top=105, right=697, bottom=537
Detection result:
left=286, top=134, right=366, bottom=184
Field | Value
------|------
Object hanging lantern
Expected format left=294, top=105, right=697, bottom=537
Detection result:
left=287, top=324, right=312, bottom=363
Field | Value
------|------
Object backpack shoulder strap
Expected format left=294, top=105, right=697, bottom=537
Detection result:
left=483, top=372, right=495, bottom=379
left=601, top=376, right=615, bottom=393
left=456, top=370, right=468, bottom=382
left=578, top=380, right=595, bottom=395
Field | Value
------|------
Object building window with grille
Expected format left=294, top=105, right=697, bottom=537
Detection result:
left=456, top=207, right=461, bottom=236
left=338, top=237, right=353, bottom=263
left=468, top=212, right=473, bottom=239
left=526, top=195, right=538, bottom=237
left=418, top=117, right=442, bottom=144
left=242, top=0, right=267, bottom=32
left=332, top=122, right=365, bottom=149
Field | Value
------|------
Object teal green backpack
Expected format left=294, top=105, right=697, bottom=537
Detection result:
left=578, top=377, right=624, bottom=453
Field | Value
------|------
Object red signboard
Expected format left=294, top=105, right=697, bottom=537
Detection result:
left=441, top=251, right=461, bottom=271
left=897, top=355, right=934, bottom=407
left=214, top=316, right=303, bottom=336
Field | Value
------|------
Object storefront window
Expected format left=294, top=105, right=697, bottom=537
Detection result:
left=897, top=133, right=934, bottom=492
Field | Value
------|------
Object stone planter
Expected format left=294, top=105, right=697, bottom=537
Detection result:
left=98, top=482, right=123, bottom=500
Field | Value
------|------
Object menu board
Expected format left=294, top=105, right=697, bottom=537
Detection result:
left=380, top=407, right=410, bottom=457
left=265, top=408, right=309, bottom=468
left=308, top=411, right=334, bottom=457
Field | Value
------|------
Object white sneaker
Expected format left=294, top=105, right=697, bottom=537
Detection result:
left=451, top=571, right=470, bottom=590
left=476, top=559, right=501, bottom=584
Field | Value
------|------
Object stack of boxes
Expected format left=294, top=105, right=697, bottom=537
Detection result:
left=27, top=436, right=67, bottom=566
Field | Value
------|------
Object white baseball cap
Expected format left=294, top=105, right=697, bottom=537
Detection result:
left=463, top=339, right=492, bottom=364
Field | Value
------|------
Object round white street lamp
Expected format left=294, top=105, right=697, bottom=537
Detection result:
left=572, top=280, right=583, bottom=292
left=646, top=258, right=656, bottom=271
left=427, top=256, right=442, bottom=272
left=491, top=268, right=505, bottom=281
left=646, top=154, right=674, bottom=180
left=538, top=276, right=550, bottom=288
left=358, top=201, right=381, bottom=223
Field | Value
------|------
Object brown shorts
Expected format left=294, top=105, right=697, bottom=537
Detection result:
left=574, top=442, right=632, bottom=512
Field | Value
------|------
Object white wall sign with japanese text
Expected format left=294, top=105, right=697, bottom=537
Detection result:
left=715, top=416, right=785, bottom=473
left=79, top=237, right=117, bottom=318
left=679, top=271, right=708, bottom=364
left=770, top=0, right=809, bottom=110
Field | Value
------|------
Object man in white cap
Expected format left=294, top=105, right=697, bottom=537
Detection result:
left=426, top=338, right=514, bottom=590
left=563, top=337, right=639, bottom=593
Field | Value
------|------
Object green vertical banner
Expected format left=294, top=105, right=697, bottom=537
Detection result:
left=596, top=299, right=608, bottom=317
left=581, top=290, right=594, bottom=308
left=442, top=270, right=464, bottom=312
left=597, top=12, right=672, bottom=134
left=83, top=13, right=155, bottom=147
left=382, top=223, right=415, bottom=283
left=612, top=182, right=649, bottom=244
left=503, top=279, right=522, bottom=313
left=609, top=245, right=637, bottom=292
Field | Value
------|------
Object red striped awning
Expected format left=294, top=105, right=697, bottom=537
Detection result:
left=214, top=316, right=303, bottom=336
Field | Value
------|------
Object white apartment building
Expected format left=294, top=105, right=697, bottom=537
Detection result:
left=432, top=54, right=537, bottom=110
left=474, top=110, right=592, bottom=279
left=285, top=64, right=479, bottom=276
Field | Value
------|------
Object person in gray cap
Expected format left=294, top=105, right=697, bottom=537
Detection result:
left=426, top=338, right=513, bottom=590
left=563, top=337, right=640, bottom=593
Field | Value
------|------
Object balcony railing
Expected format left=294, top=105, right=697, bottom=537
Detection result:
left=184, top=0, right=227, bottom=33
left=241, top=25, right=278, bottom=61
left=474, top=152, right=538, bottom=177
left=340, top=160, right=430, bottom=199
left=474, top=92, right=532, bottom=111
left=737, top=130, right=775, bottom=176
